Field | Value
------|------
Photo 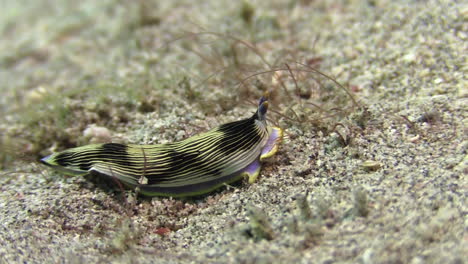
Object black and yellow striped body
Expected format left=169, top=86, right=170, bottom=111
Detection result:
left=41, top=97, right=282, bottom=197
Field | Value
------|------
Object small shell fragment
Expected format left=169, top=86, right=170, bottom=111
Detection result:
left=361, top=160, right=381, bottom=171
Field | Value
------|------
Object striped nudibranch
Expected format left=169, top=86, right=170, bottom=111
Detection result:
left=40, top=96, right=283, bottom=197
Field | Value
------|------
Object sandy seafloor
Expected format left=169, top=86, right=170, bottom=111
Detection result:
left=0, top=0, right=466, bottom=263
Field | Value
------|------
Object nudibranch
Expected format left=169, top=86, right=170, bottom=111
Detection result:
left=40, top=96, right=283, bottom=197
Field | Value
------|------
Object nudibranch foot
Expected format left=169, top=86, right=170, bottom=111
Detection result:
left=240, top=159, right=262, bottom=184
left=260, top=127, right=283, bottom=161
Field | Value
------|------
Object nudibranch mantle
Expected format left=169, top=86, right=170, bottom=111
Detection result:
left=40, top=96, right=283, bottom=197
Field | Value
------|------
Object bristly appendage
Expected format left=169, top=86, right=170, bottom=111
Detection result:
left=40, top=96, right=283, bottom=197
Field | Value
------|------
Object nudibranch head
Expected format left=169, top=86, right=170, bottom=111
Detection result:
left=257, top=96, right=269, bottom=121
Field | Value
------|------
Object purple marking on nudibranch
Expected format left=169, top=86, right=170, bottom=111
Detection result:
left=240, top=158, right=262, bottom=184
left=243, top=159, right=261, bottom=175
left=261, top=127, right=282, bottom=157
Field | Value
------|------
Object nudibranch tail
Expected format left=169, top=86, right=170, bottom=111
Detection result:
left=40, top=96, right=283, bottom=197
